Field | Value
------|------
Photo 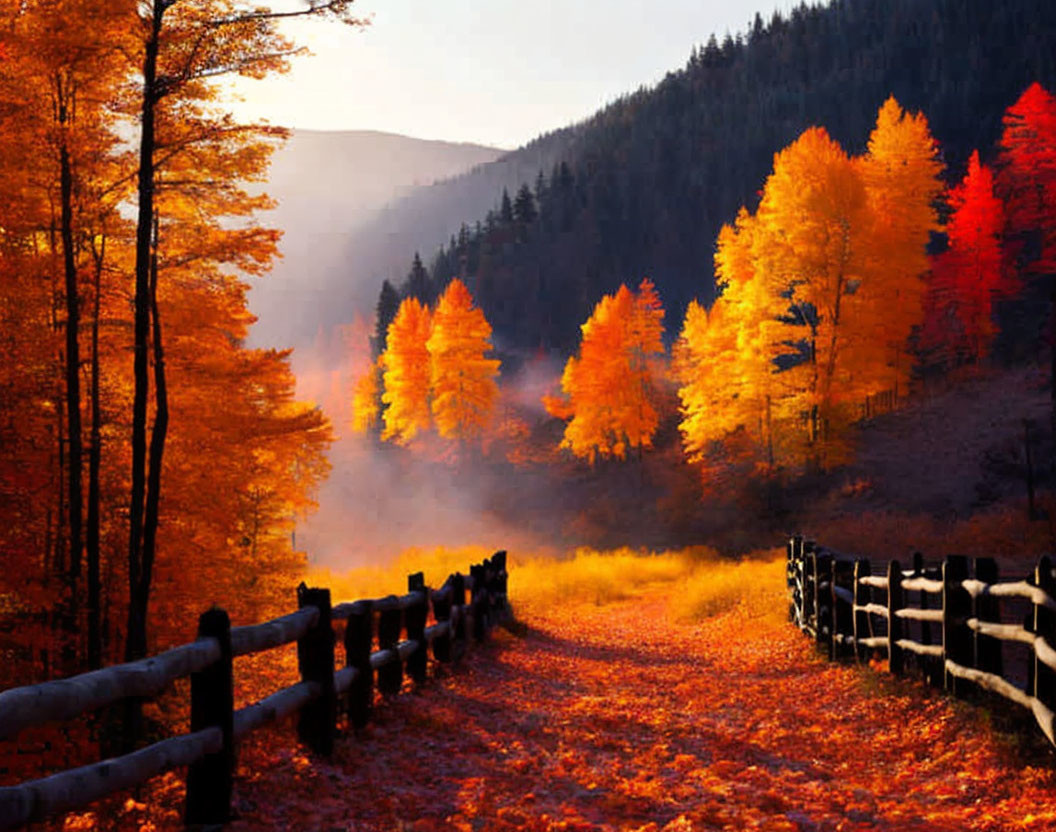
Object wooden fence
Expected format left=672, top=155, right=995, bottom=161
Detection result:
left=0, top=551, right=509, bottom=830
left=787, top=536, right=1056, bottom=747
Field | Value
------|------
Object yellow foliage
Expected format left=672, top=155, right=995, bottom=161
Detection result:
left=350, top=359, right=380, bottom=434
left=427, top=279, right=500, bottom=443
left=856, top=96, right=943, bottom=396
left=380, top=297, right=433, bottom=444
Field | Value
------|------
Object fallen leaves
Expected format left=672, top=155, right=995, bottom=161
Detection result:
left=40, top=570, right=1056, bottom=830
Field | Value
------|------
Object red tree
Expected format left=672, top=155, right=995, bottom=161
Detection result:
left=998, top=82, right=1056, bottom=443
left=925, top=151, right=1005, bottom=365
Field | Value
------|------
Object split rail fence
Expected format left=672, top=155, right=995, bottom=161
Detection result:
left=787, top=536, right=1056, bottom=747
left=0, top=551, right=509, bottom=829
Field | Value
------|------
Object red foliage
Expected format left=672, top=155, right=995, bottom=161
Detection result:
left=924, top=151, right=1006, bottom=365
left=999, top=82, right=1056, bottom=275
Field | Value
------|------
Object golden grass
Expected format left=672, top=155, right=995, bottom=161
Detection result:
left=669, top=554, right=786, bottom=622
left=510, top=546, right=702, bottom=611
left=306, top=545, right=497, bottom=604
left=306, top=544, right=786, bottom=623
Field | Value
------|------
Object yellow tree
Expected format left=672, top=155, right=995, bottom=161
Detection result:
left=857, top=96, right=943, bottom=398
left=754, top=126, right=872, bottom=467
left=350, top=358, right=381, bottom=435
left=679, top=209, right=790, bottom=476
left=554, top=282, right=665, bottom=463
left=381, top=297, right=433, bottom=444
left=427, top=279, right=500, bottom=444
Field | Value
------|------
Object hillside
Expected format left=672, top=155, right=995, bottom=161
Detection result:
left=375, top=0, right=1056, bottom=354
left=247, top=130, right=504, bottom=351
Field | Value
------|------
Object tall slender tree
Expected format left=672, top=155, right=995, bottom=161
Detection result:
left=427, top=279, right=500, bottom=446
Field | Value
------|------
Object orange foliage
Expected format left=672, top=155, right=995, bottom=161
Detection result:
left=551, top=280, right=666, bottom=463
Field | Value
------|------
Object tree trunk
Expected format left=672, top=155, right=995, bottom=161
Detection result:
left=139, top=213, right=169, bottom=649
left=87, top=237, right=104, bottom=669
left=126, top=2, right=162, bottom=665
left=59, top=127, right=84, bottom=674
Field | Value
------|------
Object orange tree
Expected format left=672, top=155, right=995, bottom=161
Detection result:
left=549, top=280, right=665, bottom=464
left=427, top=279, right=500, bottom=447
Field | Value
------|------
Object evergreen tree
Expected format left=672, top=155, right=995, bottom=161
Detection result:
left=514, top=182, right=537, bottom=226
left=403, top=252, right=432, bottom=304
left=373, top=279, right=400, bottom=357
left=500, top=188, right=514, bottom=224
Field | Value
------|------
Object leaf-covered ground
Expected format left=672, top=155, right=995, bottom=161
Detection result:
left=189, top=589, right=1056, bottom=831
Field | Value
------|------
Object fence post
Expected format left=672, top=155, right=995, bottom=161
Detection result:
left=887, top=559, right=904, bottom=676
left=831, top=558, right=853, bottom=660
left=376, top=595, right=403, bottom=695
left=431, top=581, right=453, bottom=664
left=803, top=540, right=817, bottom=636
left=185, top=607, right=234, bottom=826
left=492, top=550, right=509, bottom=620
left=470, top=563, right=488, bottom=641
left=942, top=555, right=972, bottom=698
left=787, top=537, right=799, bottom=623
left=915, top=552, right=938, bottom=686
left=974, top=557, right=1002, bottom=679
left=451, top=572, right=467, bottom=661
left=1034, top=555, right=1056, bottom=719
left=344, top=600, right=373, bottom=730
left=406, top=572, right=428, bottom=685
left=815, top=550, right=833, bottom=653
left=296, top=584, right=336, bottom=755
left=853, top=558, right=872, bottom=662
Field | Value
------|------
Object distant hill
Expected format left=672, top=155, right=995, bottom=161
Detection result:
left=379, top=0, right=1056, bottom=355
left=247, top=130, right=504, bottom=350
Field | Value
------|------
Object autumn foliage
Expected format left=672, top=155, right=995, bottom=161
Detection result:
left=924, top=151, right=1006, bottom=365
left=352, top=279, right=499, bottom=453
left=546, top=280, right=666, bottom=463
left=0, top=0, right=351, bottom=756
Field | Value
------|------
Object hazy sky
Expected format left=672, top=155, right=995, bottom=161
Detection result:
left=227, top=0, right=795, bottom=149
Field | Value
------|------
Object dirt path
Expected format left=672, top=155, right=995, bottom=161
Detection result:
left=229, top=591, right=1056, bottom=831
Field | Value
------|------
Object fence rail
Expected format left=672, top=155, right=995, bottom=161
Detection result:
left=0, top=551, right=510, bottom=830
left=787, top=536, right=1056, bottom=747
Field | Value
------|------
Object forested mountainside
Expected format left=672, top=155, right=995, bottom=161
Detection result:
left=314, top=129, right=579, bottom=335
left=247, top=130, right=502, bottom=351
left=377, top=0, right=1056, bottom=356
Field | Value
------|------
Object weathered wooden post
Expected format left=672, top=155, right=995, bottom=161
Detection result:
left=787, top=536, right=799, bottom=623
left=831, top=557, right=854, bottom=660
left=914, top=552, right=937, bottom=685
left=470, top=562, right=488, bottom=641
left=887, top=559, right=904, bottom=676
left=296, top=584, right=336, bottom=755
left=185, top=606, right=234, bottom=825
left=1034, top=555, right=1056, bottom=720
left=376, top=595, right=403, bottom=695
left=814, top=549, right=833, bottom=652
left=803, top=540, right=817, bottom=636
left=405, top=572, right=428, bottom=685
left=450, top=572, right=467, bottom=661
left=974, top=557, right=1002, bottom=678
left=344, top=600, right=373, bottom=730
left=492, top=550, right=509, bottom=620
left=942, top=555, right=972, bottom=697
left=431, top=581, right=453, bottom=663
left=853, top=558, right=872, bottom=662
